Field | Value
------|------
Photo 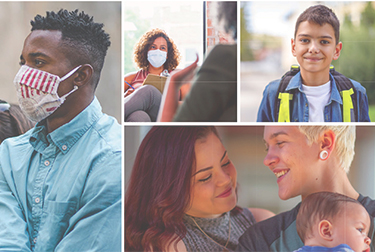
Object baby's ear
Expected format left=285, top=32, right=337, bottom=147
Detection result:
left=319, top=220, right=333, bottom=241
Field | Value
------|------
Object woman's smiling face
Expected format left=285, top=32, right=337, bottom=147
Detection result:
left=185, top=132, right=237, bottom=218
left=263, top=126, right=322, bottom=200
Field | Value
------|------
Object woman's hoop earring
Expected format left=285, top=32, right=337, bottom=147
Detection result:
left=319, top=150, right=329, bottom=161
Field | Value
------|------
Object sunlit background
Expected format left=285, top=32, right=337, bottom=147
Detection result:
left=125, top=126, right=375, bottom=215
left=124, top=1, right=205, bottom=73
left=241, top=1, right=375, bottom=122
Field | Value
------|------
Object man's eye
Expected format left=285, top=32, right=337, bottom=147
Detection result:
left=35, top=59, right=44, bottom=66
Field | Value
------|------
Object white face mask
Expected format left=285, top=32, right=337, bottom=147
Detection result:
left=13, top=65, right=81, bottom=122
left=147, top=49, right=167, bottom=68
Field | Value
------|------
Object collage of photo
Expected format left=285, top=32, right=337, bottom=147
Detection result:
left=0, top=1, right=374, bottom=252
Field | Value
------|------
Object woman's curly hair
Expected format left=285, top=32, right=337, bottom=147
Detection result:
left=133, top=28, right=181, bottom=72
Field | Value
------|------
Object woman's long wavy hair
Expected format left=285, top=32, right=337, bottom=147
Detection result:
left=133, top=28, right=181, bottom=72
left=125, top=126, right=219, bottom=251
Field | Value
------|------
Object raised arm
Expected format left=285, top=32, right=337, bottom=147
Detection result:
left=157, top=56, right=199, bottom=122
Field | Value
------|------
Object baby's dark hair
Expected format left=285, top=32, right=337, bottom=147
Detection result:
left=295, top=5, right=340, bottom=45
left=296, top=192, right=362, bottom=243
left=31, top=9, right=111, bottom=88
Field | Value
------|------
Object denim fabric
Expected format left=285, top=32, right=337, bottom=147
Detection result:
left=0, top=97, right=121, bottom=252
left=257, top=72, right=370, bottom=122
left=294, top=244, right=354, bottom=252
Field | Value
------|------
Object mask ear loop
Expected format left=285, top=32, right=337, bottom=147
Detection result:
left=60, top=65, right=82, bottom=82
left=58, top=65, right=82, bottom=101
left=58, top=85, right=79, bottom=102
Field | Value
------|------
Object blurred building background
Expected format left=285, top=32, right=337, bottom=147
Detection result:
left=124, top=1, right=230, bottom=74
left=125, top=126, right=375, bottom=215
left=0, top=2, right=121, bottom=122
left=241, top=1, right=375, bottom=122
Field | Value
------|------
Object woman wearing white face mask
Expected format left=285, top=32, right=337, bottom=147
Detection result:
left=124, top=28, right=183, bottom=122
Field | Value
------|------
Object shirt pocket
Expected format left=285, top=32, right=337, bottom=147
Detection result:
left=35, top=200, right=77, bottom=252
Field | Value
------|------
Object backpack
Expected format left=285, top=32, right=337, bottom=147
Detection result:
left=275, top=65, right=357, bottom=122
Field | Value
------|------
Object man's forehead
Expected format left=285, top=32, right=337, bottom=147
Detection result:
left=25, top=30, right=62, bottom=44
left=22, top=30, right=65, bottom=58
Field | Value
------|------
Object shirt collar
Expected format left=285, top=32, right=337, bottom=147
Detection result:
left=286, top=71, right=343, bottom=105
left=30, top=97, right=103, bottom=154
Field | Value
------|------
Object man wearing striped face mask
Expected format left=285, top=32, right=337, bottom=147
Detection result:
left=0, top=8, right=121, bottom=252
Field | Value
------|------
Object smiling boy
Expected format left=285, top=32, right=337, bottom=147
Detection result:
left=257, top=5, right=370, bottom=122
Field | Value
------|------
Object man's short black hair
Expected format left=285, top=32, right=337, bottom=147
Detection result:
left=31, top=9, right=111, bottom=88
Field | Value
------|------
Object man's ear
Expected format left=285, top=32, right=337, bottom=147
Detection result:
left=73, top=64, right=93, bottom=87
left=291, top=38, right=297, bottom=57
left=319, top=129, right=336, bottom=159
left=319, top=220, right=334, bottom=241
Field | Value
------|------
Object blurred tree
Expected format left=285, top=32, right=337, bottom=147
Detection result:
left=343, top=13, right=352, bottom=28
left=361, top=2, right=375, bottom=28
left=240, top=4, right=254, bottom=61
left=333, top=2, right=375, bottom=106
left=124, top=9, right=150, bottom=74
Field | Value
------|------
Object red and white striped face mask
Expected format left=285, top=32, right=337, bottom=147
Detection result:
left=14, top=65, right=81, bottom=122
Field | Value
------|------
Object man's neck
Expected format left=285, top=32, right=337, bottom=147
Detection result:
left=301, top=166, right=359, bottom=201
left=45, top=96, right=94, bottom=133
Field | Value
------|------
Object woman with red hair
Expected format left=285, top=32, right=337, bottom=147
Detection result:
left=125, top=126, right=273, bottom=251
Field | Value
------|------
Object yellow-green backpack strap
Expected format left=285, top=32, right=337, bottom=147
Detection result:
left=278, top=93, right=293, bottom=122
left=340, top=88, right=354, bottom=122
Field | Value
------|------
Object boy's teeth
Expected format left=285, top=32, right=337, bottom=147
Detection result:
left=275, top=170, right=288, bottom=178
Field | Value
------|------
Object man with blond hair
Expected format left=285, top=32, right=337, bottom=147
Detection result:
left=237, top=126, right=375, bottom=252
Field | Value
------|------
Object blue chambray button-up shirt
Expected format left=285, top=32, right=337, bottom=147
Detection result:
left=0, top=97, right=121, bottom=252
left=257, top=72, right=371, bottom=122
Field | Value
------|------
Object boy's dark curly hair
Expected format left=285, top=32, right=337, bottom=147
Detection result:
left=133, top=28, right=180, bottom=72
left=31, top=9, right=111, bottom=88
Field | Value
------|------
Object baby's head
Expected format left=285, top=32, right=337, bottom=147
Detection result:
left=296, top=192, right=371, bottom=252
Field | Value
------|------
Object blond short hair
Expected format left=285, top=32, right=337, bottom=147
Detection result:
left=298, top=126, right=356, bottom=173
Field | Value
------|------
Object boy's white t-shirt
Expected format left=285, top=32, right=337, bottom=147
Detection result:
left=301, top=80, right=331, bottom=122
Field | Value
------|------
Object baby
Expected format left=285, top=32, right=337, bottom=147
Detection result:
left=295, top=192, right=371, bottom=252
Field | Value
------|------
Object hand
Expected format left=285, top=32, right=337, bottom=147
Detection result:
left=124, top=88, right=135, bottom=97
left=169, top=54, right=199, bottom=88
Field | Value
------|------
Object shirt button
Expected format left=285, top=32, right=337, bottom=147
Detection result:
left=62, top=145, right=67, bottom=151
left=44, top=160, right=50, bottom=166
left=33, top=237, right=37, bottom=243
left=35, top=197, right=40, bottom=203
